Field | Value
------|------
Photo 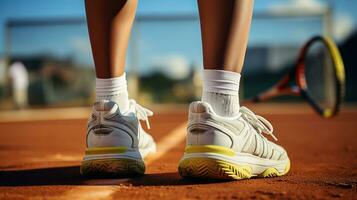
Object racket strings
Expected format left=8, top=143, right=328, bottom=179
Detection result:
left=304, top=41, right=337, bottom=111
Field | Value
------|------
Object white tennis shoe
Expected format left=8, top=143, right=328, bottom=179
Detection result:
left=80, top=100, right=156, bottom=177
left=178, top=101, right=290, bottom=180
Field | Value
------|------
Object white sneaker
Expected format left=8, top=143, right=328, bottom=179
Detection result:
left=178, top=101, right=290, bottom=180
left=80, top=100, right=156, bottom=177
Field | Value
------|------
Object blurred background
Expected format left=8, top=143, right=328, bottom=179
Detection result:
left=0, top=0, right=356, bottom=110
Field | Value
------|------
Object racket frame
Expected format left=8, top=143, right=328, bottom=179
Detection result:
left=251, top=36, right=345, bottom=118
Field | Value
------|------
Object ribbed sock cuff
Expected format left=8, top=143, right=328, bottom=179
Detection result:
left=202, top=70, right=241, bottom=95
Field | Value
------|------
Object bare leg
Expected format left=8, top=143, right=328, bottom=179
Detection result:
left=198, top=0, right=253, bottom=73
left=85, top=0, right=137, bottom=78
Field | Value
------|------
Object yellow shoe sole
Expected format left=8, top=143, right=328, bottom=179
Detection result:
left=179, top=157, right=290, bottom=180
left=179, top=157, right=252, bottom=180
left=178, top=145, right=290, bottom=180
left=80, top=147, right=145, bottom=178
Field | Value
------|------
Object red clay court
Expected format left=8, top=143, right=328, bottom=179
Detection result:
left=0, top=103, right=356, bottom=199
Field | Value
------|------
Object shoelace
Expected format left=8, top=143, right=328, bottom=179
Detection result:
left=129, top=99, right=153, bottom=129
left=239, top=106, right=278, bottom=141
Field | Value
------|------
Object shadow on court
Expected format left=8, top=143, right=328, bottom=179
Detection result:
left=0, top=166, right=230, bottom=187
left=0, top=166, right=83, bottom=186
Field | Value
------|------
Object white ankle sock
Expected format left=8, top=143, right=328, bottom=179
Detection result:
left=96, top=73, right=129, bottom=113
left=202, top=69, right=241, bottom=117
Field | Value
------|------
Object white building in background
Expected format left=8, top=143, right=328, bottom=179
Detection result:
left=8, top=61, right=29, bottom=109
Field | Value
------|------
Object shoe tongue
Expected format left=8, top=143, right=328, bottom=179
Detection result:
left=94, top=100, right=117, bottom=112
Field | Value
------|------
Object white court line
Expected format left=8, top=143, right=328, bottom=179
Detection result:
left=146, top=122, right=187, bottom=165
left=59, top=122, right=187, bottom=200
left=51, top=186, right=117, bottom=200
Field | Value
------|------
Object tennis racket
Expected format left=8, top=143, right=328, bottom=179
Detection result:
left=250, top=36, right=345, bottom=118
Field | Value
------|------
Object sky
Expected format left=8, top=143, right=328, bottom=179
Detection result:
left=0, top=0, right=356, bottom=77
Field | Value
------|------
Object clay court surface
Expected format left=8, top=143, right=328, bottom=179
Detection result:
left=0, top=103, right=356, bottom=199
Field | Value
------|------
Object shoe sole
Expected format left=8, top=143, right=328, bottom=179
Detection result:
left=178, top=145, right=290, bottom=180
left=80, top=147, right=146, bottom=178
left=80, top=158, right=145, bottom=178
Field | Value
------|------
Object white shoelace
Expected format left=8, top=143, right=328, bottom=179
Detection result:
left=129, top=99, right=153, bottom=129
left=239, top=106, right=278, bottom=141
